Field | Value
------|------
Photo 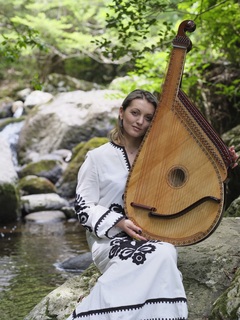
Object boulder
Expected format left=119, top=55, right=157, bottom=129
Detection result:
left=24, top=90, right=53, bottom=109
left=57, top=137, right=109, bottom=198
left=18, top=175, right=57, bottom=195
left=17, top=90, right=123, bottom=164
left=209, top=267, right=240, bottom=320
left=24, top=210, right=66, bottom=223
left=57, top=252, right=92, bottom=273
left=24, top=218, right=240, bottom=320
left=18, top=159, right=63, bottom=184
left=0, top=97, right=13, bottom=118
left=42, top=73, right=102, bottom=94
left=21, top=193, right=69, bottom=215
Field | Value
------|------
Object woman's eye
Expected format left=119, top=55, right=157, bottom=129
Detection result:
left=145, top=116, right=153, bottom=122
left=131, top=111, right=138, bottom=116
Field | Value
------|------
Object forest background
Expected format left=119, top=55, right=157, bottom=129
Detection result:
left=0, top=0, right=239, bottom=135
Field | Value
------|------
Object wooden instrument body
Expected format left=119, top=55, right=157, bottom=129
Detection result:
left=124, top=21, right=232, bottom=246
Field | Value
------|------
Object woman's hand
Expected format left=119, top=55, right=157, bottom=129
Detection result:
left=229, top=146, right=239, bottom=168
left=116, top=218, right=147, bottom=241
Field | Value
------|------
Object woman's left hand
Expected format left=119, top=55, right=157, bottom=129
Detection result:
left=229, top=146, right=239, bottom=168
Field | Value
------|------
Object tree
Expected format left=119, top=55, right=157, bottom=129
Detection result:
left=0, top=0, right=109, bottom=81
left=98, top=0, right=240, bottom=132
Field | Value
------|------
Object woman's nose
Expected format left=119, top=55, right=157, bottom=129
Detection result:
left=136, top=116, right=144, bottom=124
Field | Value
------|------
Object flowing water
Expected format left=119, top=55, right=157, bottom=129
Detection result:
left=0, top=220, right=89, bottom=320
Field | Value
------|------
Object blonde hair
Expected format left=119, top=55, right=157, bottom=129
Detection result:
left=108, top=89, right=158, bottom=144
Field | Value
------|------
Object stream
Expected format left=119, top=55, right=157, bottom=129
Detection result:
left=0, top=220, right=89, bottom=320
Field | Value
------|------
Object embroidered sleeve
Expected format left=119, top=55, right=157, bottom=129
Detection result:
left=75, top=152, right=125, bottom=239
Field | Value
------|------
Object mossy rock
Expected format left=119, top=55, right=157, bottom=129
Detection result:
left=0, top=183, right=20, bottom=223
left=18, top=175, right=57, bottom=195
left=209, top=268, right=240, bottom=320
left=57, top=137, right=108, bottom=198
left=224, top=196, right=240, bottom=217
left=18, top=159, right=63, bottom=184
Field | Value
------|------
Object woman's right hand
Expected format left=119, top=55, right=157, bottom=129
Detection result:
left=116, top=218, right=147, bottom=241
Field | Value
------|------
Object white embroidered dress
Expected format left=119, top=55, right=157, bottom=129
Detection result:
left=67, top=142, right=188, bottom=320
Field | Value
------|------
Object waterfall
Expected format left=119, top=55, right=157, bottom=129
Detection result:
left=0, top=121, right=25, bottom=167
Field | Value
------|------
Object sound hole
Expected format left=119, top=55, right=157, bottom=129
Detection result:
left=168, top=167, right=188, bottom=188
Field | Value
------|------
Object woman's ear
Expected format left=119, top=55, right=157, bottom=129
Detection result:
left=119, top=106, right=123, bottom=120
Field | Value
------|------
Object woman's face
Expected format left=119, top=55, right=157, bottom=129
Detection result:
left=119, top=98, right=155, bottom=140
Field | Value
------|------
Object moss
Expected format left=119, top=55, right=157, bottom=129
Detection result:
left=209, top=268, right=240, bottom=320
left=0, top=116, right=26, bottom=131
left=57, top=137, right=108, bottom=198
left=18, top=175, right=57, bottom=195
left=0, top=183, right=20, bottom=223
left=19, top=159, right=61, bottom=178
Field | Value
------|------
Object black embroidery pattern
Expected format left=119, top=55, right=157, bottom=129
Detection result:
left=94, top=203, right=125, bottom=238
left=109, top=236, right=158, bottom=265
left=75, top=194, right=92, bottom=232
left=109, top=203, right=125, bottom=215
left=72, top=297, right=187, bottom=319
left=110, top=141, right=131, bottom=171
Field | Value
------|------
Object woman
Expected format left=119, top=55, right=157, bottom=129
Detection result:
left=67, top=89, right=238, bottom=320
left=67, top=89, right=189, bottom=320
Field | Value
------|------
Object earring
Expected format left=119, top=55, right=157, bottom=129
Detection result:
left=119, top=118, right=123, bottom=128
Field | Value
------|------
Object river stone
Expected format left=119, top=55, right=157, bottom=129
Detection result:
left=0, top=97, right=13, bottom=118
left=57, top=252, right=92, bottom=272
left=24, top=90, right=53, bottom=109
left=21, top=193, right=69, bottom=214
left=18, top=175, right=57, bottom=195
left=24, top=210, right=66, bottom=223
left=18, top=159, right=63, bottom=184
left=17, top=89, right=123, bottom=163
left=25, top=218, right=240, bottom=320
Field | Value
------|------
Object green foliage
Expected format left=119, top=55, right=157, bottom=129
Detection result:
left=95, top=0, right=178, bottom=61
left=0, top=26, right=45, bottom=63
left=0, top=0, right=107, bottom=82
left=0, top=0, right=239, bottom=133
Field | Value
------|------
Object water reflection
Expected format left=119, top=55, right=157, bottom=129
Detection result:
left=0, top=220, right=89, bottom=320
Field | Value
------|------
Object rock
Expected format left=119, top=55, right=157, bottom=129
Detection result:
left=17, top=89, right=123, bottom=163
left=178, top=217, right=240, bottom=320
left=57, top=137, right=109, bottom=198
left=209, top=267, right=240, bottom=320
left=16, top=88, right=32, bottom=101
left=0, top=134, right=20, bottom=223
left=42, top=73, right=102, bottom=94
left=225, top=195, right=240, bottom=217
left=24, top=90, right=53, bottom=109
left=61, top=206, right=76, bottom=219
left=18, top=175, right=57, bottom=195
left=57, top=252, right=92, bottom=273
left=25, top=218, right=240, bottom=320
left=21, top=193, right=69, bottom=215
left=18, top=159, right=63, bottom=184
left=24, top=210, right=66, bottom=223
left=0, top=97, right=13, bottom=118
left=12, top=100, right=24, bottom=118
